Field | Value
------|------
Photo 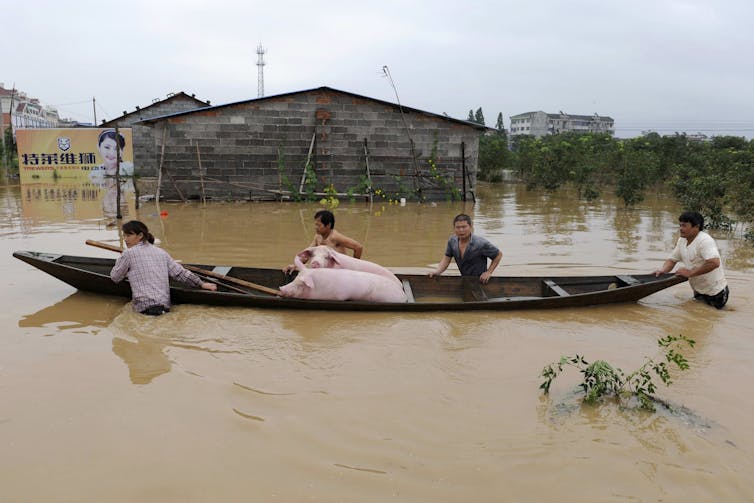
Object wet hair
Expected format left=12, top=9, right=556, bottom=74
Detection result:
left=314, top=210, right=335, bottom=229
left=679, top=211, right=704, bottom=231
left=122, top=220, right=155, bottom=244
left=453, top=213, right=473, bottom=226
left=98, top=129, right=126, bottom=149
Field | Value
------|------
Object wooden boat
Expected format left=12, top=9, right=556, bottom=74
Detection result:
left=13, top=250, right=687, bottom=311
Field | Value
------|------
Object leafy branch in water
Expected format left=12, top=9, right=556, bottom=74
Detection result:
left=540, top=334, right=695, bottom=411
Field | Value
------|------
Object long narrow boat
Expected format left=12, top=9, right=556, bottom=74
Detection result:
left=13, top=250, right=686, bottom=312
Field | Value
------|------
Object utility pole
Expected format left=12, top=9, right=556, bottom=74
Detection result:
left=92, top=97, right=97, bottom=125
left=256, top=44, right=266, bottom=98
left=114, top=125, right=122, bottom=219
left=5, top=84, right=17, bottom=170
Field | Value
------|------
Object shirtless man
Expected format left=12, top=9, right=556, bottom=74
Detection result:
left=284, top=210, right=363, bottom=273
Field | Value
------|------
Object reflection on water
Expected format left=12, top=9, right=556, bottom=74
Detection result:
left=111, top=334, right=171, bottom=385
left=18, top=291, right=126, bottom=331
left=12, top=180, right=136, bottom=227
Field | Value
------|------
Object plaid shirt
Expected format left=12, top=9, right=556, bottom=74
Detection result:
left=110, top=241, right=203, bottom=312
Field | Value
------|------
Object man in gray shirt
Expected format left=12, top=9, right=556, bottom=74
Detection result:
left=429, top=214, right=502, bottom=284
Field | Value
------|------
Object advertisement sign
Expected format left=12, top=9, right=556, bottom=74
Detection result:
left=15, top=128, right=134, bottom=183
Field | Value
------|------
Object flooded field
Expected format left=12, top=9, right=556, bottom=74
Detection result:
left=1, top=180, right=753, bottom=502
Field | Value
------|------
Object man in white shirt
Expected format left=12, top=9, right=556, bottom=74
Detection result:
left=655, top=211, right=729, bottom=309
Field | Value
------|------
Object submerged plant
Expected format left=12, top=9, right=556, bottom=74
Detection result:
left=540, top=334, right=695, bottom=411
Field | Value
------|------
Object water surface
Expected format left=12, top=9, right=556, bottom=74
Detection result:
left=1, top=181, right=752, bottom=502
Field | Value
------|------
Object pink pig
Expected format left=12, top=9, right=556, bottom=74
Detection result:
left=279, top=256, right=407, bottom=302
left=296, top=245, right=401, bottom=286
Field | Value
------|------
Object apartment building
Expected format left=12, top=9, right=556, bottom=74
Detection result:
left=509, top=110, right=614, bottom=138
left=1, top=83, right=63, bottom=136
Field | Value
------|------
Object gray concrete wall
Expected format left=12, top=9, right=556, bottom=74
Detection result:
left=139, top=89, right=482, bottom=202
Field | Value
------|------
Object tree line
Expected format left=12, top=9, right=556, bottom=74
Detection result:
left=469, top=108, right=754, bottom=240
left=0, top=128, right=18, bottom=173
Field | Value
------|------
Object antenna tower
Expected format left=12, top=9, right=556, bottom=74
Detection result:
left=256, top=44, right=266, bottom=98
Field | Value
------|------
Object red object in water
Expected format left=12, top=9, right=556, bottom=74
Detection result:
left=159, top=210, right=168, bottom=218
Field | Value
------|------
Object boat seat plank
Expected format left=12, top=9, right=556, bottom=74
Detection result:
left=213, top=266, right=232, bottom=276
left=402, top=280, right=415, bottom=303
left=543, top=279, right=570, bottom=297
left=616, top=274, right=640, bottom=286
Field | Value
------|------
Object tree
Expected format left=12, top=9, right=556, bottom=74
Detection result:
left=478, top=133, right=510, bottom=182
left=495, top=112, right=505, bottom=133
left=474, top=107, right=485, bottom=126
left=2, top=127, right=17, bottom=172
left=467, top=109, right=475, bottom=122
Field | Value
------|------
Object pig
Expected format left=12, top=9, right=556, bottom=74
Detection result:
left=296, top=245, right=401, bottom=286
left=279, top=256, right=407, bottom=303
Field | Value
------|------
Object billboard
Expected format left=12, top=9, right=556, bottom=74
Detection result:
left=15, top=128, right=134, bottom=184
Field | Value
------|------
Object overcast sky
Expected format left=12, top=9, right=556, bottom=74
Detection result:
left=4, top=0, right=753, bottom=138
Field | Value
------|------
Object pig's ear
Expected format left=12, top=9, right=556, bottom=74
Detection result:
left=302, top=275, right=314, bottom=288
left=328, top=248, right=342, bottom=265
left=297, top=248, right=313, bottom=261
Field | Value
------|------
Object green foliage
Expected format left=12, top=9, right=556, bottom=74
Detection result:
left=2, top=128, right=18, bottom=173
left=276, top=145, right=300, bottom=201
left=478, top=133, right=509, bottom=182
left=346, top=174, right=372, bottom=201
left=501, top=131, right=754, bottom=237
left=614, top=138, right=658, bottom=207
left=319, top=183, right=339, bottom=208
left=427, top=159, right=461, bottom=201
left=495, top=112, right=505, bottom=133
left=540, top=334, right=695, bottom=411
left=467, top=109, right=475, bottom=122
left=474, top=107, right=485, bottom=126
left=391, top=174, right=411, bottom=201
left=301, top=160, right=318, bottom=201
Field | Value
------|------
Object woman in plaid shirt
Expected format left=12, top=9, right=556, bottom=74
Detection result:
left=110, top=220, right=217, bottom=315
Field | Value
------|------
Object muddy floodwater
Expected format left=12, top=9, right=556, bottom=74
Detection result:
left=1, top=180, right=753, bottom=502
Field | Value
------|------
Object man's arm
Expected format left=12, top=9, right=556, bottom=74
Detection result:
left=675, top=257, right=720, bottom=278
left=479, top=251, right=503, bottom=284
left=335, top=231, right=363, bottom=258
left=654, top=258, right=678, bottom=276
left=429, top=255, right=452, bottom=278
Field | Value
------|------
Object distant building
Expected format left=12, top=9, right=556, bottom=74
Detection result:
left=1, top=83, right=64, bottom=136
left=509, top=111, right=614, bottom=138
left=135, top=86, right=488, bottom=202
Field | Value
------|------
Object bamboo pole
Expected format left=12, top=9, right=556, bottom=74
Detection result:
left=155, top=126, right=166, bottom=202
left=299, top=131, right=316, bottom=195
left=195, top=139, right=206, bottom=204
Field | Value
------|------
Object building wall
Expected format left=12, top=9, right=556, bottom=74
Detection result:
left=141, top=89, right=482, bottom=201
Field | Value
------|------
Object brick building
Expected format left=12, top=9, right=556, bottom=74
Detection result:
left=136, top=86, right=488, bottom=202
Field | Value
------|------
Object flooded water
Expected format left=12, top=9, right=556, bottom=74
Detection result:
left=1, top=180, right=753, bottom=502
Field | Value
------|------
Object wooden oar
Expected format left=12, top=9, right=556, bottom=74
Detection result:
left=86, top=239, right=281, bottom=296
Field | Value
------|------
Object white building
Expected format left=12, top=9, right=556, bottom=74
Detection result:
left=1, top=83, right=63, bottom=136
left=509, top=111, right=614, bottom=138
